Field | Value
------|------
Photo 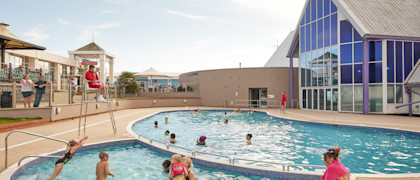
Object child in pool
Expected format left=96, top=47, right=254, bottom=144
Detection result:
left=162, top=160, right=171, bottom=172
left=155, top=121, right=158, bottom=128
left=246, top=134, right=252, bottom=144
left=96, top=151, right=114, bottom=180
left=196, top=135, right=206, bottom=146
left=224, top=119, right=228, bottom=124
left=168, top=154, right=188, bottom=180
left=170, top=133, right=177, bottom=144
left=165, top=117, right=169, bottom=124
left=165, top=130, right=170, bottom=136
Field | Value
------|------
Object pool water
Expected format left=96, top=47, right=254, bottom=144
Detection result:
left=132, top=110, right=420, bottom=174
left=17, top=144, right=272, bottom=180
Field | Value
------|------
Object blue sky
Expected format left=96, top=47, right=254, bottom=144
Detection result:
left=2, top=0, right=306, bottom=73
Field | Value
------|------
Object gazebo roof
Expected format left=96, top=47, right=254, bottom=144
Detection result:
left=0, top=23, right=46, bottom=50
left=76, top=42, right=104, bottom=51
left=134, top=68, right=169, bottom=78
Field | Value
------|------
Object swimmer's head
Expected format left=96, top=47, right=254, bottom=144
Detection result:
left=182, top=155, right=194, bottom=169
left=165, top=130, right=170, bottom=135
left=246, top=134, right=252, bottom=140
left=170, top=133, right=176, bottom=139
left=162, top=160, right=171, bottom=168
left=68, top=139, right=79, bottom=147
left=99, top=151, right=109, bottom=160
left=154, top=121, right=158, bottom=126
left=171, top=154, right=182, bottom=163
left=224, top=119, right=228, bottom=124
left=199, top=135, right=206, bottom=142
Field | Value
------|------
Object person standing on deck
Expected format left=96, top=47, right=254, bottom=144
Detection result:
left=281, top=91, right=287, bottom=114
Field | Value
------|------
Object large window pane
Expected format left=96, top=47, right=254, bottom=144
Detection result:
left=301, top=15, right=305, bottom=26
left=307, top=52, right=312, bottom=86
left=354, top=42, right=363, bottom=63
left=300, top=26, right=305, bottom=53
left=323, top=0, right=330, bottom=16
left=341, top=85, right=353, bottom=111
left=326, top=88, right=331, bottom=110
left=369, top=85, right=383, bottom=112
left=314, top=89, right=318, bottom=110
left=340, top=20, right=352, bottom=43
left=340, top=44, right=352, bottom=64
left=396, top=41, right=403, bottom=83
left=333, top=88, right=338, bottom=111
left=318, top=49, right=324, bottom=86
left=354, top=85, right=363, bottom=112
left=317, top=20, right=323, bottom=48
left=331, top=14, right=337, bottom=45
left=331, top=46, right=338, bottom=85
left=404, top=42, right=413, bottom=79
left=412, top=87, right=420, bottom=113
left=341, top=65, right=352, bottom=84
left=414, top=42, right=420, bottom=65
left=396, top=84, right=403, bottom=103
left=324, top=48, right=331, bottom=86
left=369, top=41, right=382, bottom=61
left=369, top=62, right=382, bottom=83
left=301, top=53, right=306, bottom=87
left=305, top=2, right=311, bottom=24
left=311, top=22, right=317, bottom=50
left=387, top=41, right=395, bottom=83
left=354, top=30, right=362, bottom=42
left=303, top=89, right=307, bottom=108
left=387, top=85, right=394, bottom=103
left=308, top=89, right=313, bottom=109
left=320, top=89, right=325, bottom=110
left=331, top=0, right=337, bottom=13
left=312, top=51, right=318, bottom=86
left=317, top=0, right=323, bottom=19
left=324, top=16, right=330, bottom=47
left=354, top=64, right=362, bottom=83
left=306, top=24, right=311, bottom=51
left=311, top=0, right=317, bottom=21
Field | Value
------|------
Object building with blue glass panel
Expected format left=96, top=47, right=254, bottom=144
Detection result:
left=287, top=0, right=420, bottom=115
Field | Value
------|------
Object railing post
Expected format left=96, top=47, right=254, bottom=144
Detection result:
left=49, top=84, right=53, bottom=107
left=68, top=83, right=72, bottom=104
left=12, top=82, right=16, bottom=108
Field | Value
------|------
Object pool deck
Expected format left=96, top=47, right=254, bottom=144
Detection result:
left=0, top=107, right=419, bottom=179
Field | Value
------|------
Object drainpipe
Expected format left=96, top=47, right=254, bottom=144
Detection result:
left=362, top=39, right=369, bottom=115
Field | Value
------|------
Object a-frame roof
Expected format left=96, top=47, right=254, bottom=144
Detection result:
left=76, top=42, right=104, bottom=51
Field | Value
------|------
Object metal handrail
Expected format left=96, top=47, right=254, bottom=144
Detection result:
left=232, top=158, right=285, bottom=171
left=137, top=134, right=151, bottom=140
left=193, top=151, right=232, bottom=164
left=18, top=155, right=61, bottom=166
left=5, top=130, right=68, bottom=168
left=150, top=139, right=168, bottom=146
left=287, top=164, right=326, bottom=171
left=167, top=144, right=194, bottom=155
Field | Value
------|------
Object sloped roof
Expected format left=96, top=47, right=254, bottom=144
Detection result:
left=76, top=42, right=104, bottom=51
left=0, top=23, right=46, bottom=50
left=134, top=68, right=169, bottom=77
left=264, top=31, right=298, bottom=68
left=335, top=0, right=420, bottom=38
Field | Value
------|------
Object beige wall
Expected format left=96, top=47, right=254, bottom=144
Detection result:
left=179, top=67, right=298, bottom=107
left=0, top=108, right=52, bottom=119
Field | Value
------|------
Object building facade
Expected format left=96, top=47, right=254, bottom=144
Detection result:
left=288, top=0, right=420, bottom=114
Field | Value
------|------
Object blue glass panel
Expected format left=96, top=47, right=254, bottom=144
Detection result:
left=396, top=41, right=403, bottom=83
left=306, top=52, right=312, bottom=86
left=305, top=1, right=311, bottom=24
left=331, top=46, right=338, bottom=85
left=369, top=41, right=382, bottom=61
left=311, top=0, right=317, bottom=21
left=300, top=26, right=305, bottom=53
left=340, top=44, right=352, bottom=64
left=301, top=15, right=305, bottom=26
left=387, top=41, right=394, bottom=83
left=331, top=0, right=337, bottom=13
left=317, top=0, right=323, bottom=19
left=340, top=20, right=352, bottom=43
left=324, top=0, right=330, bottom=16
left=317, top=20, right=323, bottom=48
left=354, top=64, right=362, bottom=83
left=331, top=14, right=337, bottom=45
left=311, top=22, right=317, bottom=50
left=404, top=42, right=413, bottom=79
left=341, top=65, right=352, bottom=84
left=312, top=51, right=318, bottom=86
left=415, top=42, right=420, bottom=65
left=354, top=29, right=362, bottom=42
left=324, top=16, right=330, bottom=47
left=354, top=42, right=363, bottom=63
left=369, top=63, right=382, bottom=83
left=306, top=24, right=311, bottom=51
left=301, top=53, right=306, bottom=87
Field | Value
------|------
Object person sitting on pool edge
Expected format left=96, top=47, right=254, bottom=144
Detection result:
left=49, top=136, right=88, bottom=179
left=162, top=160, right=171, bottom=173
left=170, top=133, right=177, bottom=144
left=246, top=134, right=252, bottom=144
left=322, top=147, right=350, bottom=180
left=165, top=130, right=170, bottom=136
left=155, top=121, right=158, bottom=128
left=96, top=151, right=114, bottom=180
left=196, top=135, right=206, bottom=146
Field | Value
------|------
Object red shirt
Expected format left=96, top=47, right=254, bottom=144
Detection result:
left=85, top=70, right=101, bottom=88
left=281, top=94, right=287, bottom=105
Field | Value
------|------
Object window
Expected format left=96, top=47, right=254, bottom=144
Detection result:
left=340, top=21, right=352, bottom=43
left=323, top=0, right=330, bottom=16
left=340, top=44, right=352, bottom=64
left=354, top=30, right=362, bottom=42
left=387, top=85, right=394, bottom=103
left=331, top=46, right=338, bottom=85
left=324, top=47, right=331, bottom=86
left=331, top=0, right=337, bottom=13
left=307, top=52, right=312, bottom=86
left=312, top=51, right=318, bottom=86
left=415, top=42, right=420, bottom=65
left=369, top=41, right=382, bottom=61
left=318, top=49, right=324, bottom=86
left=320, top=89, right=325, bottom=110
left=387, top=41, right=395, bottom=83
left=301, top=26, right=305, bottom=53
left=301, top=53, right=306, bottom=87
left=311, top=0, right=317, bottom=21
left=305, top=1, right=311, bottom=24
left=369, top=63, right=382, bottom=83
left=303, top=89, right=307, bottom=108
left=369, top=85, right=383, bottom=112
left=341, top=65, right=352, bottom=84
left=396, top=84, right=403, bottom=103
left=314, top=89, right=318, bottom=109
left=308, top=89, right=313, bottom=109
left=395, top=41, right=403, bottom=83
left=354, top=85, right=363, bottom=112
left=311, top=22, right=317, bottom=50
left=331, top=14, right=337, bottom=45
left=354, top=43, right=363, bottom=63
left=341, top=85, right=353, bottom=111
left=317, top=20, right=323, bottom=48
left=404, top=42, right=413, bottom=79
left=306, top=24, right=311, bottom=51
left=324, top=16, right=330, bottom=47
left=354, top=64, right=362, bottom=83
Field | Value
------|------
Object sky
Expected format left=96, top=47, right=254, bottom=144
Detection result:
left=2, top=0, right=306, bottom=74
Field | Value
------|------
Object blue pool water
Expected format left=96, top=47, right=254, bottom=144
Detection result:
left=132, top=110, right=420, bottom=174
left=16, top=144, right=271, bottom=180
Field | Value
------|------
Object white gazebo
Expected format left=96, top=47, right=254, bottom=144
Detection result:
left=68, top=42, right=115, bottom=84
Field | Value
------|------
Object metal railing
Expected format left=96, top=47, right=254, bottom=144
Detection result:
left=235, top=100, right=282, bottom=110
left=287, top=164, right=325, bottom=171
left=167, top=144, right=194, bottom=155
left=5, top=130, right=68, bottom=168
left=232, top=158, right=285, bottom=171
left=193, top=151, right=232, bottom=164
left=18, top=155, right=61, bottom=166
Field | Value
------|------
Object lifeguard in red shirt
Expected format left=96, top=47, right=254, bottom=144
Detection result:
left=85, top=65, right=107, bottom=102
left=281, top=91, right=287, bottom=114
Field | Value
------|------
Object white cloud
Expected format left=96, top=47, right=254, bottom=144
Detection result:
left=100, top=10, right=120, bottom=14
left=76, top=29, right=100, bottom=42
left=163, top=9, right=208, bottom=20
left=57, top=18, right=71, bottom=25
left=75, top=23, right=121, bottom=41
left=89, top=23, right=121, bottom=29
left=22, top=25, right=50, bottom=43
left=106, top=0, right=131, bottom=3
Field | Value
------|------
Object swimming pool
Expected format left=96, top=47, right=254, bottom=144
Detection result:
left=14, top=143, right=272, bottom=180
left=131, top=110, right=420, bottom=174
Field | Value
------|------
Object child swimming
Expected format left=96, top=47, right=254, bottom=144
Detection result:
left=49, top=136, right=88, bottom=179
left=165, top=117, right=169, bottom=124
left=165, top=130, right=170, bottom=136
left=162, top=160, right=171, bottom=173
left=96, top=151, right=114, bottom=180
left=196, top=135, right=206, bottom=146
left=168, top=154, right=188, bottom=180
left=246, top=134, right=252, bottom=144
left=224, top=119, right=228, bottom=124
left=155, top=121, right=158, bottom=128
left=170, top=133, right=177, bottom=144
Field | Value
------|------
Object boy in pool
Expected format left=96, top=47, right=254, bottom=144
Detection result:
left=96, top=151, right=114, bottom=180
left=168, top=154, right=188, bottom=180
left=246, top=134, right=252, bottom=144
left=155, top=121, right=158, bottom=128
left=165, top=130, right=170, bottom=136
left=224, top=119, right=228, bottom=124
left=165, top=117, right=169, bottom=124
left=170, top=133, right=177, bottom=144
left=196, top=135, right=206, bottom=146
left=162, top=160, right=171, bottom=172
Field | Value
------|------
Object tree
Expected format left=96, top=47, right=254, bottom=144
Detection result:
left=118, top=72, right=138, bottom=94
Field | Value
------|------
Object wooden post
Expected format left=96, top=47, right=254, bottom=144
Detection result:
left=68, top=83, right=72, bottom=104
left=12, top=82, right=16, bottom=108
left=49, top=84, right=53, bottom=106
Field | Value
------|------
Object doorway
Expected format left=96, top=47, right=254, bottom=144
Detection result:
left=249, top=88, right=267, bottom=108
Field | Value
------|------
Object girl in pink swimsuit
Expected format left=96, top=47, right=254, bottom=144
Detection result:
left=321, top=147, right=350, bottom=180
